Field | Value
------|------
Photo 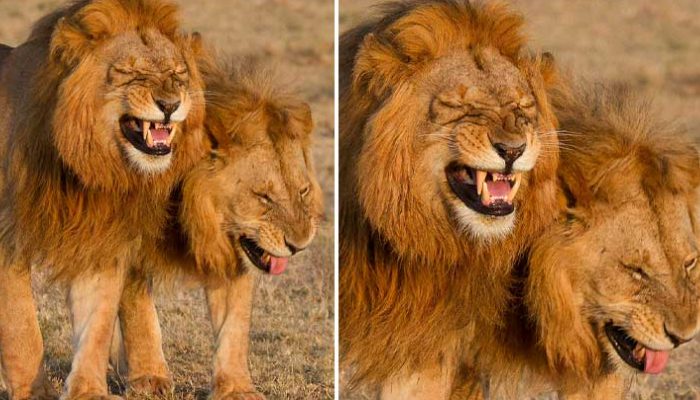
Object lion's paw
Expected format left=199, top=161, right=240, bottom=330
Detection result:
left=213, top=391, right=267, bottom=400
left=128, top=375, right=173, bottom=397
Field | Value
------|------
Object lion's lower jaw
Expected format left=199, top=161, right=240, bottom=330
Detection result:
left=124, top=146, right=173, bottom=174
left=453, top=203, right=516, bottom=240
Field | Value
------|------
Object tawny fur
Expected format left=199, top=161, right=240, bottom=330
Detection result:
left=460, top=80, right=700, bottom=399
left=339, top=0, right=560, bottom=390
left=118, top=57, right=324, bottom=398
left=0, top=0, right=205, bottom=398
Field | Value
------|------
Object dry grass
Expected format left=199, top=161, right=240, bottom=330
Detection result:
left=0, top=0, right=334, bottom=399
left=340, top=0, right=700, bottom=398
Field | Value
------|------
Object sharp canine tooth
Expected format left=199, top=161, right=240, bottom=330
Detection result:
left=476, top=170, right=487, bottom=195
left=167, top=124, right=177, bottom=145
left=143, top=121, right=151, bottom=141
left=481, top=180, right=490, bottom=205
left=507, top=173, right=522, bottom=203
left=145, top=129, right=153, bottom=147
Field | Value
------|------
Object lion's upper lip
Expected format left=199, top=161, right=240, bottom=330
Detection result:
left=119, top=115, right=177, bottom=156
left=446, top=163, right=522, bottom=216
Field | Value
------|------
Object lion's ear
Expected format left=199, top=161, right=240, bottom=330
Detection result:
left=268, top=99, right=314, bottom=140
left=353, top=33, right=415, bottom=98
left=50, top=17, right=92, bottom=66
left=539, top=52, right=558, bottom=87
left=190, top=31, right=204, bottom=57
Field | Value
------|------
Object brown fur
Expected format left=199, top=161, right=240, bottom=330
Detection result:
left=339, top=0, right=560, bottom=390
left=464, top=80, right=700, bottom=398
left=0, top=0, right=205, bottom=398
left=117, top=56, right=323, bottom=398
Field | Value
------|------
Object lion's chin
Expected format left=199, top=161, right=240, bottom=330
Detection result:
left=123, top=145, right=173, bottom=174
left=453, top=203, right=516, bottom=240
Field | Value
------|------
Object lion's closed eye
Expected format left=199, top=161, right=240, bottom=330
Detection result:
left=621, top=263, right=650, bottom=281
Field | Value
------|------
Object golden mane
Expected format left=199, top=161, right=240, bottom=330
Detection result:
left=0, top=0, right=205, bottom=281
left=340, top=0, right=560, bottom=388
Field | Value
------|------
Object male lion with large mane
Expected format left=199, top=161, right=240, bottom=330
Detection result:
left=111, top=57, right=323, bottom=399
left=0, top=0, right=204, bottom=398
left=339, top=0, right=559, bottom=397
left=452, top=81, right=700, bottom=399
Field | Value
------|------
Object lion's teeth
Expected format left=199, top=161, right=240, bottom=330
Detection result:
left=145, top=129, right=153, bottom=147
left=167, top=124, right=177, bottom=145
left=476, top=170, right=487, bottom=195
left=481, top=180, right=491, bottom=206
left=507, top=173, right=522, bottom=204
left=142, top=121, right=151, bottom=141
left=262, top=254, right=271, bottom=264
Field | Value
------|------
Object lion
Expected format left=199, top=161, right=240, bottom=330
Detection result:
left=339, top=0, right=560, bottom=397
left=0, top=1, right=205, bottom=399
left=451, top=81, right=700, bottom=399
left=109, top=57, right=324, bottom=399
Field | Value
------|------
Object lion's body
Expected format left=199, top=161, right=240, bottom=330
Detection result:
left=115, top=57, right=323, bottom=399
left=456, top=80, right=700, bottom=399
left=0, top=1, right=205, bottom=398
left=339, top=0, right=560, bottom=393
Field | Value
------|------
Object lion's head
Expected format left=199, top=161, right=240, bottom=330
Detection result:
left=179, top=60, right=323, bottom=277
left=341, top=0, right=558, bottom=263
left=526, top=82, right=700, bottom=385
left=30, top=0, right=204, bottom=186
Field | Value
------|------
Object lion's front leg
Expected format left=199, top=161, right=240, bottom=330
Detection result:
left=0, top=262, right=58, bottom=400
left=112, top=273, right=172, bottom=397
left=63, top=265, right=127, bottom=400
left=380, top=356, right=456, bottom=400
left=204, top=273, right=264, bottom=400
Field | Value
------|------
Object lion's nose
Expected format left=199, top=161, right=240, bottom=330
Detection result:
left=285, top=239, right=307, bottom=256
left=155, top=99, right=181, bottom=122
left=493, top=142, right=526, bottom=165
left=664, top=323, right=697, bottom=347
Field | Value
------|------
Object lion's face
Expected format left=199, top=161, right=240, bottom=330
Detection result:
left=84, top=30, right=195, bottom=174
left=425, top=49, right=544, bottom=238
left=218, top=130, right=322, bottom=275
left=561, top=189, right=700, bottom=375
left=105, top=31, right=194, bottom=173
left=183, top=83, right=323, bottom=276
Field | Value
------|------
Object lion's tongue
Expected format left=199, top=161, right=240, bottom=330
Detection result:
left=644, top=349, right=669, bottom=374
left=483, top=181, right=511, bottom=205
left=151, top=128, right=169, bottom=143
left=269, top=256, right=288, bottom=275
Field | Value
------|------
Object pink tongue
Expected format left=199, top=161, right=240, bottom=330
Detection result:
left=644, top=349, right=670, bottom=374
left=151, top=128, right=169, bottom=142
left=485, top=180, right=511, bottom=198
left=269, top=256, right=288, bottom=275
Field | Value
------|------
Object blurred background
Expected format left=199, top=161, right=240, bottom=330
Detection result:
left=341, top=0, right=700, bottom=399
left=0, top=0, right=334, bottom=399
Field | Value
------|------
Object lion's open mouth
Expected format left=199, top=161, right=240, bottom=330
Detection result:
left=119, top=115, right=176, bottom=156
left=446, top=163, right=522, bottom=216
left=604, top=323, right=670, bottom=374
left=239, top=236, right=288, bottom=275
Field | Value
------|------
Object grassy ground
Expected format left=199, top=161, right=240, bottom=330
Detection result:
left=0, top=0, right=334, bottom=399
left=340, top=1, right=700, bottom=399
